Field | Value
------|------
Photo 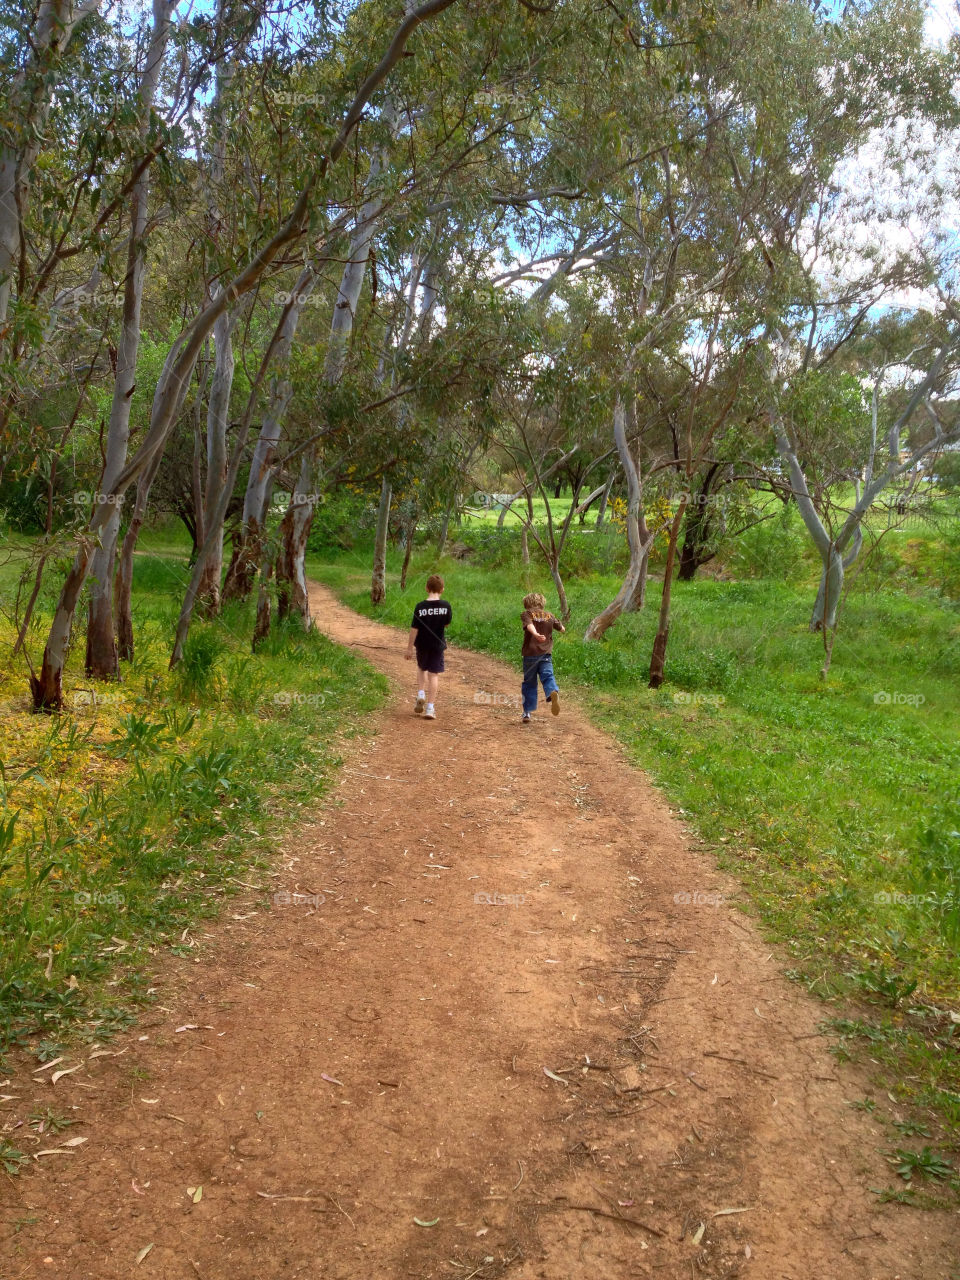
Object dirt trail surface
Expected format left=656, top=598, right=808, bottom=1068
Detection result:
left=2, top=582, right=958, bottom=1280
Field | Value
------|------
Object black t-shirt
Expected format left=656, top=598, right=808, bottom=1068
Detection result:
left=411, top=598, right=452, bottom=652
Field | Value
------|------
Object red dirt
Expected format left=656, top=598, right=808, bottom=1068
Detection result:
left=1, top=581, right=957, bottom=1279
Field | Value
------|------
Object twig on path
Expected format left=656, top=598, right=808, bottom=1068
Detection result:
left=257, top=1191, right=327, bottom=1205
left=548, top=1201, right=664, bottom=1237
left=703, top=1051, right=779, bottom=1080
left=322, top=1192, right=356, bottom=1228
left=685, top=1073, right=707, bottom=1091
left=513, top=1161, right=524, bottom=1190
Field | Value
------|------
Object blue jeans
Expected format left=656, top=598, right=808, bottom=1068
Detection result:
left=521, top=653, right=558, bottom=714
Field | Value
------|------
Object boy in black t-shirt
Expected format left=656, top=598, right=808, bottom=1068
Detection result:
left=405, top=574, right=452, bottom=721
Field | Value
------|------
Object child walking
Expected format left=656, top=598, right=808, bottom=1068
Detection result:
left=406, top=574, right=452, bottom=721
left=519, top=591, right=565, bottom=724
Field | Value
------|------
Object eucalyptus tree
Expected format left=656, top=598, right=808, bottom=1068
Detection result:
left=0, top=0, right=100, bottom=331
left=29, top=0, right=463, bottom=708
left=83, top=0, right=178, bottom=679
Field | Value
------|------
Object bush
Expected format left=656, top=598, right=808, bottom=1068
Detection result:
left=730, top=511, right=807, bottom=579
left=305, top=491, right=375, bottom=553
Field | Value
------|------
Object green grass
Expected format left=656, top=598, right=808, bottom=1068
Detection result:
left=310, top=526, right=960, bottom=1152
left=0, top=538, right=387, bottom=1063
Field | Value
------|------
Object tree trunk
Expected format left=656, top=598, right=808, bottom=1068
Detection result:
left=84, top=0, right=173, bottom=679
left=114, top=448, right=163, bottom=662
left=521, top=525, right=530, bottom=564
left=595, top=469, right=614, bottom=527
left=810, top=528, right=862, bottom=631
left=549, top=557, right=569, bottom=621
left=648, top=503, right=687, bottom=688
left=29, top=540, right=94, bottom=710
left=371, top=477, right=391, bottom=605
left=437, top=501, right=452, bottom=555
left=677, top=504, right=709, bottom=581
left=586, top=396, right=654, bottom=641
left=275, top=453, right=316, bottom=624
left=196, top=303, right=236, bottom=614
left=400, top=510, right=418, bottom=591
left=223, top=266, right=315, bottom=603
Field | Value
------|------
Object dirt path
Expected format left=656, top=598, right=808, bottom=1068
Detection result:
left=2, top=582, right=957, bottom=1279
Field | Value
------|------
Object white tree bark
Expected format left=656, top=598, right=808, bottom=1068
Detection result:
left=370, top=476, right=392, bottom=605
left=585, top=396, right=655, bottom=641
left=84, top=0, right=175, bottom=678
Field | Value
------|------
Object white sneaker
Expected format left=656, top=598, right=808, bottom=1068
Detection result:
left=423, top=705, right=436, bottom=720
left=521, top=713, right=531, bottom=723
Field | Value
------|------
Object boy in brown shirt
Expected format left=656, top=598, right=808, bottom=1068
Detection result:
left=520, top=591, right=565, bottom=724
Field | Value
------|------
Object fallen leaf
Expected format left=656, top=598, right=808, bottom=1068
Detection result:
left=186, top=1185, right=202, bottom=1202
left=414, top=1217, right=439, bottom=1227
left=132, top=1179, right=146, bottom=1195
left=476, top=1227, right=488, bottom=1236
left=135, top=1243, right=154, bottom=1265
left=34, top=1136, right=88, bottom=1158
left=691, top=1222, right=705, bottom=1245
left=542, top=1068, right=568, bottom=1085
left=175, top=1024, right=199, bottom=1033
left=320, top=1074, right=343, bottom=1086
left=712, top=1207, right=753, bottom=1218
left=65, top=975, right=80, bottom=991
left=50, top=1065, right=82, bottom=1085
left=33, top=1058, right=64, bottom=1074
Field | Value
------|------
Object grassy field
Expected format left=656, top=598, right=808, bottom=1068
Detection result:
left=309, top=512, right=960, bottom=1154
left=0, top=536, right=386, bottom=1068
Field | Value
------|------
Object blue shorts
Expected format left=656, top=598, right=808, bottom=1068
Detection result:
left=415, top=646, right=445, bottom=674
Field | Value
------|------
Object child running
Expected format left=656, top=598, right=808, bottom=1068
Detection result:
left=406, top=574, right=452, bottom=721
left=519, top=591, right=565, bottom=724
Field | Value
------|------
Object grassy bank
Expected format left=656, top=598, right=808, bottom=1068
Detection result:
left=310, top=535, right=960, bottom=1158
left=0, top=537, right=387, bottom=1065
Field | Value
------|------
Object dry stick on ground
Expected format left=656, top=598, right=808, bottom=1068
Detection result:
left=548, top=1201, right=665, bottom=1238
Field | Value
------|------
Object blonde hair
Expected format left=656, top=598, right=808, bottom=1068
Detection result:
left=523, top=592, right=546, bottom=610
